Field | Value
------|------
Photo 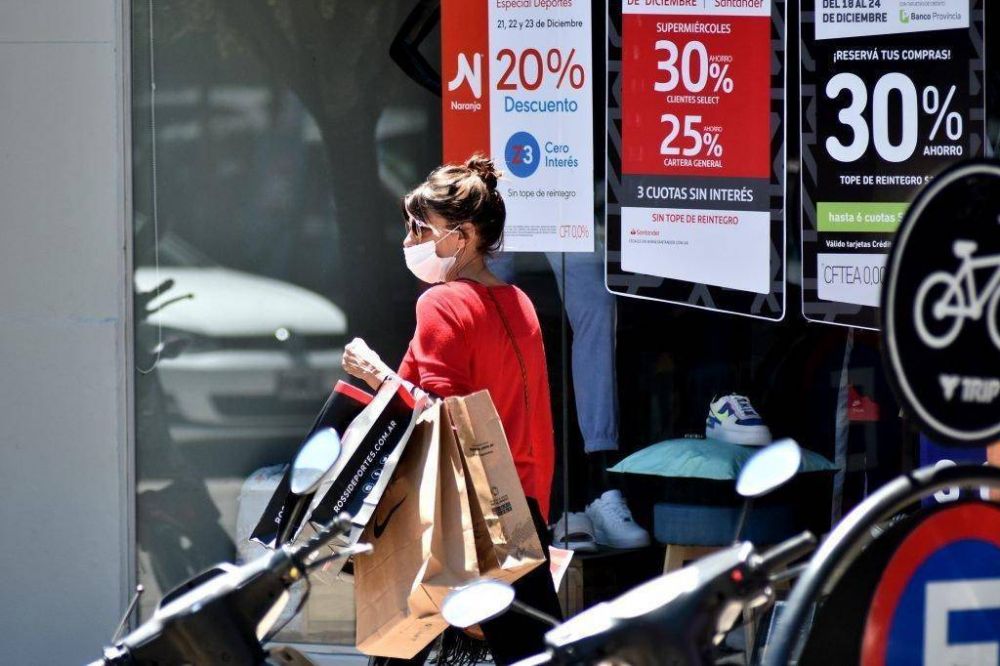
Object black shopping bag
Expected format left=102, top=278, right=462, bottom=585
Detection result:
left=250, top=380, right=374, bottom=548
left=305, top=377, right=423, bottom=529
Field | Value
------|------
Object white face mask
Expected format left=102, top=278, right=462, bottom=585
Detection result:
left=403, top=228, right=460, bottom=284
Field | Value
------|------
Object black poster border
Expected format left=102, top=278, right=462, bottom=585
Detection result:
left=604, top=0, right=787, bottom=321
left=799, top=1, right=987, bottom=330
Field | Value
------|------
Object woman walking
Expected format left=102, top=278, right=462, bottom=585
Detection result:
left=342, top=155, right=562, bottom=666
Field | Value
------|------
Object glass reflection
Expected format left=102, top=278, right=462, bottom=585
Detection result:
left=131, top=0, right=442, bottom=644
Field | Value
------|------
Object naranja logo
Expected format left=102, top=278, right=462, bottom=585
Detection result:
left=448, top=53, right=483, bottom=99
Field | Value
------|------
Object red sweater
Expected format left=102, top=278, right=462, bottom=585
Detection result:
left=398, top=279, right=555, bottom=520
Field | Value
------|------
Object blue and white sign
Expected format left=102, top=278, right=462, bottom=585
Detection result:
left=862, top=503, right=1000, bottom=665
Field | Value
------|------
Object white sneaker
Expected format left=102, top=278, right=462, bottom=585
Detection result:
left=585, top=490, right=650, bottom=549
left=551, top=512, right=598, bottom=552
left=705, top=394, right=772, bottom=446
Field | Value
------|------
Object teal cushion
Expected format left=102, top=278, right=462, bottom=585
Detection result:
left=609, top=438, right=838, bottom=481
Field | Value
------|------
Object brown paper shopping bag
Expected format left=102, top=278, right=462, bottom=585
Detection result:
left=445, top=391, right=545, bottom=585
left=354, top=402, right=479, bottom=659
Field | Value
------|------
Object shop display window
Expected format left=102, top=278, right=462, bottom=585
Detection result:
left=129, top=0, right=1000, bottom=649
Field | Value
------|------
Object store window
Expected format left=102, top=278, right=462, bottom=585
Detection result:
left=129, top=0, right=574, bottom=644
left=573, top=1, right=1000, bottom=626
left=130, top=0, right=999, bottom=655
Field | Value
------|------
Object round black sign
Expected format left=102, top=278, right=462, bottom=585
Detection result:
left=882, top=160, right=1000, bottom=448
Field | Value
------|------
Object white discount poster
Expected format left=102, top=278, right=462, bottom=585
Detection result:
left=441, top=0, right=594, bottom=253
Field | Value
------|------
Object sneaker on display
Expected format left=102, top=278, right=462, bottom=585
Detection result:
left=551, top=512, right=598, bottom=552
left=585, top=490, right=651, bottom=549
left=705, top=394, right=772, bottom=446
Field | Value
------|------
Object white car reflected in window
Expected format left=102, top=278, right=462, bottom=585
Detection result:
left=135, top=234, right=346, bottom=441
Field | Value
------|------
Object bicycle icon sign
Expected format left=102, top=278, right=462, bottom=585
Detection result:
left=884, top=161, right=1000, bottom=447
left=914, top=240, right=1000, bottom=350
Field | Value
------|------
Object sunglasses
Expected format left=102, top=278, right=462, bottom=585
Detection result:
left=405, top=216, right=437, bottom=238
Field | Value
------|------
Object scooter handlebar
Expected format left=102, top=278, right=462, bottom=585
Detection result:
left=757, top=531, right=817, bottom=574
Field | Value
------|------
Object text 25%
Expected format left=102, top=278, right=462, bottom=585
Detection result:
left=660, top=115, right=723, bottom=158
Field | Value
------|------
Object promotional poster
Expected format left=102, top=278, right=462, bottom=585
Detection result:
left=441, top=0, right=594, bottom=252
left=607, top=0, right=786, bottom=319
left=800, top=0, right=986, bottom=328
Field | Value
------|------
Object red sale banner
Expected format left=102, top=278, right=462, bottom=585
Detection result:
left=441, top=0, right=490, bottom=164
left=622, top=15, right=770, bottom=179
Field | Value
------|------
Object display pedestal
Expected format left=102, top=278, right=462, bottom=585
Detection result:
left=556, top=546, right=665, bottom=618
left=663, top=543, right=724, bottom=574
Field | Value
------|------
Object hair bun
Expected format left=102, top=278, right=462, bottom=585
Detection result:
left=465, top=154, right=501, bottom=191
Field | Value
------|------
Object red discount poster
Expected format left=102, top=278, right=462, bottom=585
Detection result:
left=607, top=1, right=785, bottom=319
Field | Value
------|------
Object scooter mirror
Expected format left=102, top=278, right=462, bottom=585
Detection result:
left=736, top=438, right=802, bottom=498
left=442, top=579, right=516, bottom=629
left=290, top=428, right=342, bottom=495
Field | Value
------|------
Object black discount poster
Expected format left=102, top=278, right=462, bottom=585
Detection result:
left=801, top=0, right=986, bottom=329
left=606, top=0, right=786, bottom=320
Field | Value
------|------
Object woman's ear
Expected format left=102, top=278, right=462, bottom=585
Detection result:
left=459, top=221, right=477, bottom=247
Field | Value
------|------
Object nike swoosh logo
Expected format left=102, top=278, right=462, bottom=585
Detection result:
left=373, top=495, right=406, bottom=539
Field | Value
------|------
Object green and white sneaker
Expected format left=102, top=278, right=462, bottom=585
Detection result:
left=705, top=394, right=772, bottom=446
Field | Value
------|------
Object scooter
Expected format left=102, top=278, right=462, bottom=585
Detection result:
left=442, top=439, right=817, bottom=666
left=446, top=451, right=1000, bottom=665
left=763, top=462, right=1000, bottom=666
left=91, top=428, right=365, bottom=666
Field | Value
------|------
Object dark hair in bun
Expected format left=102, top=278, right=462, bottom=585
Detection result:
left=402, top=154, right=506, bottom=255
left=466, top=154, right=500, bottom=190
